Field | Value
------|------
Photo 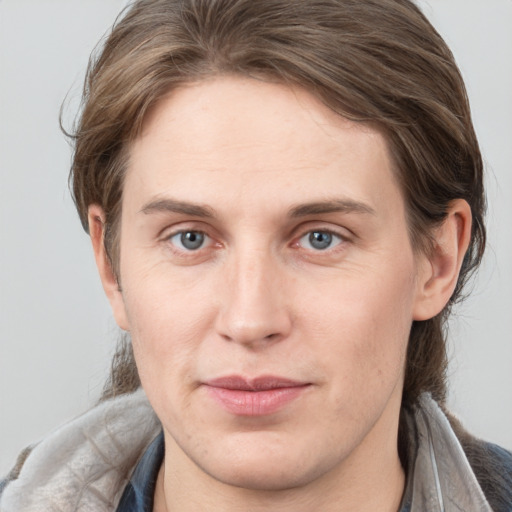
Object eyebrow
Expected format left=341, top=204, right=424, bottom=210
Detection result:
left=140, top=198, right=215, bottom=218
left=140, top=197, right=375, bottom=219
left=288, top=199, right=376, bottom=217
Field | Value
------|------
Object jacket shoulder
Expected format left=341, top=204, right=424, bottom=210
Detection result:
left=0, top=390, right=160, bottom=512
left=465, top=440, right=512, bottom=512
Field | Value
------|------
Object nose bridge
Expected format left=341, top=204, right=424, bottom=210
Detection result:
left=216, top=243, right=291, bottom=346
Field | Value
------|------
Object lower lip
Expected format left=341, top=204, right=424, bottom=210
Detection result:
left=205, top=385, right=309, bottom=416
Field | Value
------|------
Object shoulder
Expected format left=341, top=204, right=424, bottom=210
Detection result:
left=403, top=395, right=512, bottom=511
left=445, top=407, right=512, bottom=511
left=464, top=439, right=512, bottom=512
left=0, top=389, right=160, bottom=512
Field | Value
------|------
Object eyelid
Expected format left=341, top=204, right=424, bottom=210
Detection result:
left=159, top=219, right=216, bottom=240
left=291, top=221, right=352, bottom=241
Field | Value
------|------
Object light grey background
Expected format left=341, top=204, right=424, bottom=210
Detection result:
left=1, top=0, right=511, bottom=475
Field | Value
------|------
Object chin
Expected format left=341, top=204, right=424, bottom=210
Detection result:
left=189, top=432, right=338, bottom=492
left=205, top=459, right=321, bottom=492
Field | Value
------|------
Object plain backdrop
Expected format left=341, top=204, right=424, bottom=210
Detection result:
left=1, top=0, right=511, bottom=475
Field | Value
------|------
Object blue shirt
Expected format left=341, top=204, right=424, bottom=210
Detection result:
left=116, top=432, right=165, bottom=512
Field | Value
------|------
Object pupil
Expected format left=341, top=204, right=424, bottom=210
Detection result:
left=309, top=231, right=332, bottom=250
left=181, top=231, right=204, bottom=250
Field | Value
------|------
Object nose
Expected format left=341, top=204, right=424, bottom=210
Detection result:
left=215, top=248, right=292, bottom=348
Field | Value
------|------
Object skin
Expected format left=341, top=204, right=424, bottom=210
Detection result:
left=89, top=76, right=471, bottom=511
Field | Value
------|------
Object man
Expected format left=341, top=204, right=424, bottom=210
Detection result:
left=1, top=1, right=511, bottom=511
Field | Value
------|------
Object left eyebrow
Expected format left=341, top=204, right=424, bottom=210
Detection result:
left=288, top=199, right=376, bottom=218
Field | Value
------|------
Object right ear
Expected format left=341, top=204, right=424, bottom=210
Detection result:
left=88, top=204, right=130, bottom=331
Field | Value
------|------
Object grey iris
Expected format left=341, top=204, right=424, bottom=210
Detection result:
left=309, top=231, right=332, bottom=250
left=181, top=231, right=204, bottom=250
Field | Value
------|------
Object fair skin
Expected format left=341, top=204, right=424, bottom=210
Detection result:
left=89, top=77, right=471, bottom=511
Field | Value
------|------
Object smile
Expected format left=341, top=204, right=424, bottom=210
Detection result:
left=203, top=375, right=311, bottom=416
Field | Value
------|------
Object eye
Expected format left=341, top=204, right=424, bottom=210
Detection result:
left=298, top=230, right=343, bottom=251
left=169, top=231, right=209, bottom=251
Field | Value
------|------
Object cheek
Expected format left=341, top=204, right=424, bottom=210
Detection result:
left=305, top=265, right=415, bottom=399
left=119, top=263, right=218, bottom=385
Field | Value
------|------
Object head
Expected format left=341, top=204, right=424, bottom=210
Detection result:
left=70, top=0, right=485, bottom=494
left=70, top=0, right=485, bottom=409
left=66, top=8, right=486, bottom=490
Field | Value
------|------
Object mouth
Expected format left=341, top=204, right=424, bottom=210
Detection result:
left=203, top=375, right=312, bottom=416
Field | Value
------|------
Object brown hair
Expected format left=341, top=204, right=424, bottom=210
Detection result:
left=68, top=0, right=485, bottom=406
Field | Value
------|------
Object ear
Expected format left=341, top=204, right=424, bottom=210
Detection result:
left=413, top=199, right=472, bottom=321
left=88, top=204, right=130, bottom=331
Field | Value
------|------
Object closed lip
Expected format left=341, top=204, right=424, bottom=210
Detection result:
left=204, top=375, right=310, bottom=391
left=202, top=375, right=312, bottom=416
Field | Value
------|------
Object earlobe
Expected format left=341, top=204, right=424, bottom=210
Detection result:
left=88, top=204, right=130, bottom=331
left=413, top=199, right=472, bottom=321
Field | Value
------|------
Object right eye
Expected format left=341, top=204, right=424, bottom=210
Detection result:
left=168, top=231, right=210, bottom=251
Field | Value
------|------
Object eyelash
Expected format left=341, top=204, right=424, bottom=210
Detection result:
left=162, top=226, right=349, bottom=256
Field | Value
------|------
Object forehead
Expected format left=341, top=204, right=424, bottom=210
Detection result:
left=125, top=76, right=403, bottom=221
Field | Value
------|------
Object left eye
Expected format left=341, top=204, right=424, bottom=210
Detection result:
left=169, top=231, right=209, bottom=251
left=299, top=230, right=343, bottom=251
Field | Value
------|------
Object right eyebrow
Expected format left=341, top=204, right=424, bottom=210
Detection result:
left=140, top=198, right=216, bottom=218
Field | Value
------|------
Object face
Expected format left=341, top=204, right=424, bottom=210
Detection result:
left=110, top=77, right=430, bottom=491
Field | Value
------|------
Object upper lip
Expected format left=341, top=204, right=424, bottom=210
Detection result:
left=204, top=375, right=309, bottom=391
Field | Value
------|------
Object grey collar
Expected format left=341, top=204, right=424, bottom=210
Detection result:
left=401, top=394, right=492, bottom=512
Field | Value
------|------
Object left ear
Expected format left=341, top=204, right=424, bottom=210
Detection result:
left=413, top=199, right=472, bottom=321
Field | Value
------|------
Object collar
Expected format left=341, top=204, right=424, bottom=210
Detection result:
left=400, top=394, right=492, bottom=511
